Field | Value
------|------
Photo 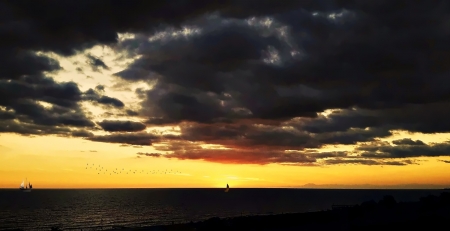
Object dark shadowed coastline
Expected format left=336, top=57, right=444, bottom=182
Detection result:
left=2, top=189, right=449, bottom=231
left=108, top=191, right=450, bottom=231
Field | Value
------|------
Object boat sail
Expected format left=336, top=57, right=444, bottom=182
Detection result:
left=225, top=183, right=229, bottom=193
left=19, top=178, right=32, bottom=192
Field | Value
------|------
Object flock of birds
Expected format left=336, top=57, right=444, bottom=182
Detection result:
left=85, top=163, right=184, bottom=176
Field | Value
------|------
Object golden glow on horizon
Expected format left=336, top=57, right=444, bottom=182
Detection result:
left=1, top=133, right=450, bottom=189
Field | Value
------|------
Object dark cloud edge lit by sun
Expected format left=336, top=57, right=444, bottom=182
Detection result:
left=1, top=0, right=450, bottom=168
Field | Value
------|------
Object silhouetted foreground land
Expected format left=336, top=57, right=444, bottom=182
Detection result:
left=12, top=192, right=450, bottom=231
left=116, top=192, right=450, bottom=231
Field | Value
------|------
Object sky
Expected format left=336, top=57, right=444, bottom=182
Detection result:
left=1, top=0, right=450, bottom=189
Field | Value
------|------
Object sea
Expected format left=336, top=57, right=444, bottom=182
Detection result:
left=0, top=188, right=444, bottom=230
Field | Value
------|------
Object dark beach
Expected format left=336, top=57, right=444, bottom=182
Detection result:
left=46, top=191, right=448, bottom=231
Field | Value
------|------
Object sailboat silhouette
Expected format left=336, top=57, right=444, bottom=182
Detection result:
left=225, top=183, right=229, bottom=192
left=19, top=178, right=32, bottom=192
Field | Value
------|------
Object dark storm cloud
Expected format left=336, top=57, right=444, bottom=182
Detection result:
left=0, top=49, right=61, bottom=80
left=357, top=141, right=450, bottom=159
left=97, top=120, right=146, bottom=132
left=97, top=96, right=125, bottom=108
left=0, top=120, right=71, bottom=136
left=311, top=151, right=347, bottom=159
left=293, top=102, right=450, bottom=135
left=150, top=138, right=349, bottom=165
left=2, top=0, right=303, bottom=138
left=314, top=127, right=392, bottom=145
left=163, top=145, right=317, bottom=165
left=86, top=55, right=109, bottom=71
left=123, top=19, right=303, bottom=123
left=218, top=0, right=336, bottom=18
left=115, top=21, right=278, bottom=84
left=95, top=85, right=105, bottom=92
left=135, top=88, right=146, bottom=99
left=82, top=88, right=125, bottom=108
left=177, top=122, right=316, bottom=149
left=125, top=110, right=139, bottom=116
left=0, top=110, right=15, bottom=120
left=1, top=0, right=308, bottom=58
left=439, top=160, right=450, bottom=164
left=71, top=129, right=94, bottom=138
left=3, top=1, right=450, bottom=166
left=1, top=99, right=94, bottom=127
left=0, top=74, right=95, bottom=136
left=0, top=75, right=82, bottom=108
left=392, top=138, right=426, bottom=146
left=142, top=91, right=229, bottom=125
left=323, top=159, right=416, bottom=166
left=111, top=109, right=140, bottom=117
left=87, top=132, right=160, bottom=146
left=176, top=122, right=391, bottom=149
left=112, top=0, right=450, bottom=141
left=0, top=119, right=95, bottom=138
left=137, top=152, right=161, bottom=157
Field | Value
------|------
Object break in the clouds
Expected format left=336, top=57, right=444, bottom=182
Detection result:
left=2, top=1, right=450, bottom=166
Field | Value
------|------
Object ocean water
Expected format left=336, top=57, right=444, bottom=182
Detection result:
left=0, top=188, right=443, bottom=230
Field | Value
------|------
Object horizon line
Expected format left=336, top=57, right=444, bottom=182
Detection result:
left=1, top=187, right=448, bottom=190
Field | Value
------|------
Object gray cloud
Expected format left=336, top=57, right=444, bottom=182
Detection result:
left=358, top=140, right=450, bottom=159
left=137, top=152, right=161, bottom=157
left=164, top=146, right=317, bottom=165
left=2, top=1, right=450, bottom=166
left=97, top=120, right=146, bottom=132
left=392, top=138, right=426, bottom=146
left=0, top=75, right=95, bottom=136
left=87, top=132, right=160, bottom=146
left=86, top=54, right=109, bottom=71
left=125, top=110, right=139, bottom=116
left=71, top=130, right=94, bottom=138
left=83, top=88, right=125, bottom=108
left=323, top=159, right=417, bottom=166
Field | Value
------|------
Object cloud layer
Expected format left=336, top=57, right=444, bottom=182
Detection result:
left=2, top=1, right=450, bottom=166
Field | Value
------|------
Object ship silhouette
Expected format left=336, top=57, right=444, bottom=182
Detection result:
left=19, top=178, right=32, bottom=192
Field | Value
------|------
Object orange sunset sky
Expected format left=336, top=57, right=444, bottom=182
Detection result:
left=2, top=3, right=450, bottom=189
left=2, top=130, right=450, bottom=189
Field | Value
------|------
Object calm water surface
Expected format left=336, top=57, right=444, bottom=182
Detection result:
left=0, top=189, right=442, bottom=230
